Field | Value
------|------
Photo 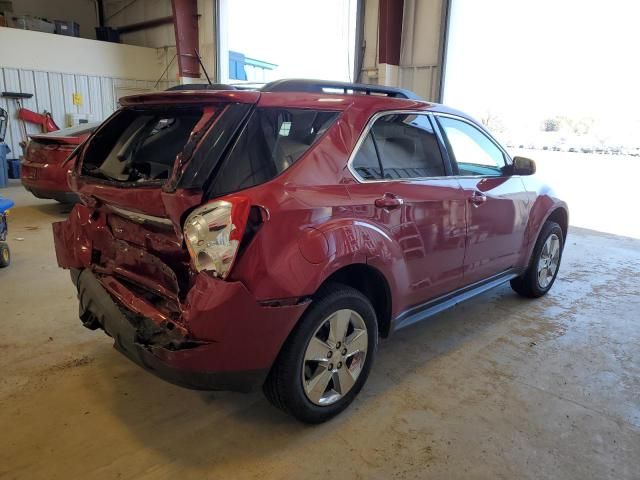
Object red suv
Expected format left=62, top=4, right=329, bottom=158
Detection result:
left=53, top=80, right=568, bottom=423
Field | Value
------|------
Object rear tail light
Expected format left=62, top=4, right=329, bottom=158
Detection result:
left=183, top=196, right=251, bottom=278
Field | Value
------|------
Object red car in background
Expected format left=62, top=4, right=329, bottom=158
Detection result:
left=21, top=123, right=99, bottom=203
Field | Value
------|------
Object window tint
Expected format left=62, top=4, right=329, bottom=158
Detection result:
left=438, top=117, right=506, bottom=176
left=208, top=108, right=338, bottom=197
left=352, top=113, right=446, bottom=180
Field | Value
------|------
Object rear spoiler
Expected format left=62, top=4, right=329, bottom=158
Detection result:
left=119, top=90, right=260, bottom=106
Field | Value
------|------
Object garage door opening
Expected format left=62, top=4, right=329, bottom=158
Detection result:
left=443, top=0, right=640, bottom=238
left=216, top=0, right=358, bottom=84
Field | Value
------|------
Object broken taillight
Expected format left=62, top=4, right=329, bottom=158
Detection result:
left=183, top=196, right=251, bottom=279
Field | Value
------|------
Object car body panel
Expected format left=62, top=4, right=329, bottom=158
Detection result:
left=345, top=179, right=467, bottom=316
left=457, top=175, right=531, bottom=283
left=519, top=175, right=569, bottom=264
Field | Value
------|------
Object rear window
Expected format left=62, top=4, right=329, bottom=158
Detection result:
left=82, top=107, right=202, bottom=183
left=207, top=107, right=338, bottom=197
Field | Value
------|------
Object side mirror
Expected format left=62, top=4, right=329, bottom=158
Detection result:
left=511, top=156, right=536, bottom=176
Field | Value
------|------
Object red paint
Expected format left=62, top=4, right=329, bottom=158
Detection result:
left=118, top=90, right=260, bottom=108
left=52, top=88, right=568, bottom=388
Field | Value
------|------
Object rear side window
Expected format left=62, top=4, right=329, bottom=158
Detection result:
left=208, top=108, right=338, bottom=197
left=82, top=107, right=202, bottom=183
left=352, top=113, right=446, bottom=180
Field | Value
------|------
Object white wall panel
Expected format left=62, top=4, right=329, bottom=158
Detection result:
left=1, top=66, right=175, bottom=159
left=0, top=27, right=167, bottom=81
left=33, top=71, right=52, bottom=115
left=87, top=76, right=103, bottom=120
left=61, top=74, right=77, bottom=120
left=18, top=70, right=39, bottom=137
left=2, top=69, right=22, bottom=156
left=47, top=72, right=66, bottom=131
left=100, top=77, right=116, bottom=121
left=74, top=75, right=90, bottom=116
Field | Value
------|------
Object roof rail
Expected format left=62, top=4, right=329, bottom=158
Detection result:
left=261, top=79, right=420, bottom=100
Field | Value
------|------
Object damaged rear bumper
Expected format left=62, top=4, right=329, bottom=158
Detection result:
left=71, top=268, right=308, bottom=392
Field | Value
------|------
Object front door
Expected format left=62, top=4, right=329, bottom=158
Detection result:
left=435, top=115, right=530, bottom=284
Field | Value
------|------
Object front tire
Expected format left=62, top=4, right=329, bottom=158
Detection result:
left=264, top=284, right=378, bottom=423
left=511, top=220, right=564, bottom=298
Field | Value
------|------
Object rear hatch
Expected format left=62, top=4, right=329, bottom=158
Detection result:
left=56, top=91, right=260, bottom=326
left=55, top=89, right=340, bottom=330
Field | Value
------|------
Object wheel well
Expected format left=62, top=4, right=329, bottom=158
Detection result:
left=318, top=264, right=393, bottom=338
left=547, top=207, right=569, bottom=241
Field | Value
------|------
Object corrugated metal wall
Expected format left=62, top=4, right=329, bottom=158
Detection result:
left=0, top=67, right=175, bottom=159
left=398, top=65, right=440, bottom=101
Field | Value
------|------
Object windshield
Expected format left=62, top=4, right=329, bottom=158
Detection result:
left=81, top=107, right=203, bottom=183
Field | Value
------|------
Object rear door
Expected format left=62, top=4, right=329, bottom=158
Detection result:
left=347, top=112, right=467, bottom=310
left=435, top=114, right=530, bottom=284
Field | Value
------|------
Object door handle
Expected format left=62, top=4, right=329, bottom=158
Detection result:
left=375, top=194, right=404, bottom=210
left=470, top=191, right=487, bottom=206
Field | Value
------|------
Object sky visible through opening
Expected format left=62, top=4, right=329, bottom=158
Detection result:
left=224, top=0, right=357, bottom=83
left=443, top=0, right=640, bottom=150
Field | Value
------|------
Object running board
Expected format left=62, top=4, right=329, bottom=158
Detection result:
left=392, top=269, right=522, bottom=332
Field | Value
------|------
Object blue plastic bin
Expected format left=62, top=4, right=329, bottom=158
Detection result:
left=0, top=143, right=10, bottom=188
left=7, top=158, right=20, bottom=179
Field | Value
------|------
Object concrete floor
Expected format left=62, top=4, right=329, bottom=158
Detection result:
left=1, top=182, right=639, bottom=479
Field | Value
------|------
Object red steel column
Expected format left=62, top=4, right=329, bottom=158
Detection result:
left=171, top=0, right=200, bottom=81
left=378, top=0, right=404, bottom=66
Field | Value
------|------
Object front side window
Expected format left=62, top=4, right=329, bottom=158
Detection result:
left=437, top=116, right=507, bottom=176
left=352, top=113, right=446, bottom=181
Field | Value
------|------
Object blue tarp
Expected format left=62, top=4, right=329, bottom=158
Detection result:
left=0, top=197, right=15, bottom=213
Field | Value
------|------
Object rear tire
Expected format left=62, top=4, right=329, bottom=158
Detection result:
left=264, top=283, right=378, bottom=424
left=511, top=221, right=563, bottom=298
left=0, top=242, right=10, bottom=268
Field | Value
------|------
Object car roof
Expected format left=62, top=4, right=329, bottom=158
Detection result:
left=119, top=79, right=481, bottom=125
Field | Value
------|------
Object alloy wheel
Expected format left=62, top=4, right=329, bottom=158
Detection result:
left=537, top=233, right=561, bottom=289
left=302, top=309, right=368, bottom=406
